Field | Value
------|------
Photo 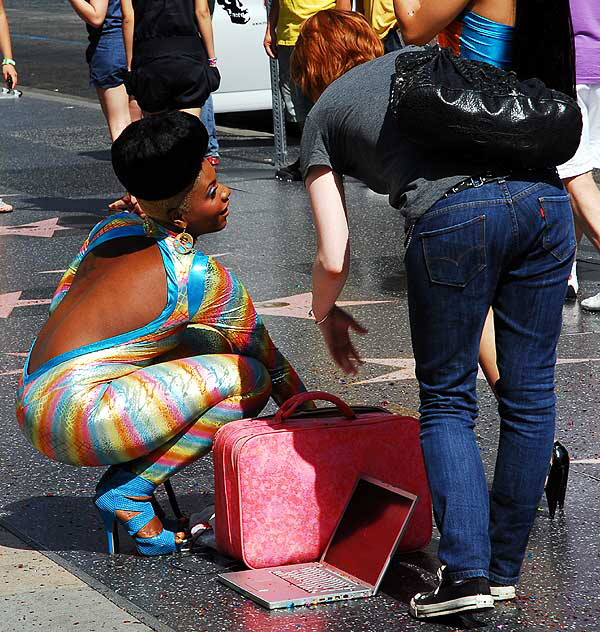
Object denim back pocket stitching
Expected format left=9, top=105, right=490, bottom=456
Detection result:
left=420, top=215, right=486, bottom=288
left=539, top=196, right=576, bottom=262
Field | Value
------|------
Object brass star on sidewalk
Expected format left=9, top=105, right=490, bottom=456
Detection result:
left=0, top=218, right=69, bottom=238
left=254, top=292, right=394, bottom=319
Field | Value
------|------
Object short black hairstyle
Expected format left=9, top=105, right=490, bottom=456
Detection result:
left=111, top=111, right=209, bottom=201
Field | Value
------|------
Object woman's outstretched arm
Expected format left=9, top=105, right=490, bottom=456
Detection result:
left=306, top=166, right=367, bottom=375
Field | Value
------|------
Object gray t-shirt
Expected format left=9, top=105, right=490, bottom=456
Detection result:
left=300, top=50, right=471, bottom=222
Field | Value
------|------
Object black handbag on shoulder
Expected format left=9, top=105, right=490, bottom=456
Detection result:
left=389, top=47, right=582, bottom=170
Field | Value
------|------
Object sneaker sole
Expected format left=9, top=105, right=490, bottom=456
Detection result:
left=490, top=586, right=516, bottom=601
left=409, top=594, right=494, bottom=618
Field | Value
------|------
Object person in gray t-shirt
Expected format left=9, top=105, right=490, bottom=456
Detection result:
left=292, top=9, right=575, bottom=621
left=300, top=50, right=468, bottom=223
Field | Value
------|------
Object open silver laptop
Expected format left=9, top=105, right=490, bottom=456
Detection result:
left=218, top=475, right=418, bottom=609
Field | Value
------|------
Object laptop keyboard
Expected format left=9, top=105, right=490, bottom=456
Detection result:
left=272, top=566, right=359, bottom=593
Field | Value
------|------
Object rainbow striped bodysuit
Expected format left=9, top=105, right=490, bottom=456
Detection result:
left=16, top=213, right=306, bottom=484
left=439, top=10, right=514, bottom=69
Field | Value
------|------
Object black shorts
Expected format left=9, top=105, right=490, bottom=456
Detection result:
left=126, top=35, right=221, bottom=113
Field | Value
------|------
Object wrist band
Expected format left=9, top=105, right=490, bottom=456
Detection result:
left=208, top=57, right=217, bottom=67
left=2, top=58, right=15, bottom=66
left=309, top=306, right=335, bottom=325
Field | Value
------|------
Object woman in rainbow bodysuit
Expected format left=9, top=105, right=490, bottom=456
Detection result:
left=16, top=112, right=307, bottom=556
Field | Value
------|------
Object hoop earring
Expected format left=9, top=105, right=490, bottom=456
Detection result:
left=173, top=231, right=194, bottom=255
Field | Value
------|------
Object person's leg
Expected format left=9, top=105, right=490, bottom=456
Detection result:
left=200, top=94, right=219, bottom=160
left=92, top=353, right=271, bottom=553
left=478, top=308, right=499, bottom=391
left=275, top=45, right=312, bottom=181
left=489, top=183, right=575, bottom=586
left=564, top=171, right=600, bottom=251
left=96, top=84, right=132, bottom=141
left=558, top=84, right=600, bottom=302
left=125, top=354, right=271, bottom=484
left=405, top=185, right=513, bottom=580
left=405, top=185, right=515, bottom=617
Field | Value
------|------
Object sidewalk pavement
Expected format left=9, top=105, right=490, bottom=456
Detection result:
left=1, top=525, right=150, bottom=631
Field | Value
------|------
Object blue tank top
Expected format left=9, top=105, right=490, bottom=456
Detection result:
left=86, top=0, right=123, bottom=41
left=439, top=10, right=514, bottom=70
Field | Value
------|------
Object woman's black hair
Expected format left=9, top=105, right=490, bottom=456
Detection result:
left=513, top=0, right=576, bottom=99
left=112, top=111, right=209, bottom=201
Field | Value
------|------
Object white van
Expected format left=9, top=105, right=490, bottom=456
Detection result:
left=211, top=0, right=273, bottom=113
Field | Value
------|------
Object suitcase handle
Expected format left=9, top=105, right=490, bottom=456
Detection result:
left=274, top=391, right=356, bottom=422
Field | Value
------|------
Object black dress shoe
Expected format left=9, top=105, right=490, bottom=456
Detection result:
left=410, top=574, right=494, bottom=619
left=275, top=159, right=303, bottom=182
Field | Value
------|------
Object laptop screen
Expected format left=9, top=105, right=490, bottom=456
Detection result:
left=322, top=478, right=415, bottom=588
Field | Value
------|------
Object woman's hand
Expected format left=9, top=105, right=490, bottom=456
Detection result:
left=2, top=62, right=16, bottom=89
left=263, top=24, right=277, bottom=59
left=318, top=306, right=368, bottom=375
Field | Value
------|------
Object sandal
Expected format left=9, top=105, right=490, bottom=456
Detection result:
left=94, top=468, right=187, bottom=556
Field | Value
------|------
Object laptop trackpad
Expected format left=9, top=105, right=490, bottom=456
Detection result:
left=244, top=575, right=294, bottom=594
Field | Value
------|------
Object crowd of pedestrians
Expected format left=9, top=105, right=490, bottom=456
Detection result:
left=3, top=0, right=600, bottom=625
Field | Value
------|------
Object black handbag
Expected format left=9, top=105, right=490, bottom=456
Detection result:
left=390, top=47, right=582, bottom=170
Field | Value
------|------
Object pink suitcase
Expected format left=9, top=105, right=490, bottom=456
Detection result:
left=213, top=391, right=432, bottom=569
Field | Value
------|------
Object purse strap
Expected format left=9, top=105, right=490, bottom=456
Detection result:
left=274, top=391, right=357, bottom=423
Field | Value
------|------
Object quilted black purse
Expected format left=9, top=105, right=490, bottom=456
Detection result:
left=390, top=47, right=582, bottom=170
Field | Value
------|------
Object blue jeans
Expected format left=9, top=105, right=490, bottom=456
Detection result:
left=405, top=177, right=575, bottom=585
left=200, top=95, right=219, bottom=157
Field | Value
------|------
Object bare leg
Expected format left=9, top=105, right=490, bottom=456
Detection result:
left=563, top=172, right=600, bottom=308
left=479, top=308, right=499, bottom=394
left=563, top=172, right=600, bottom=251
left=98, top=89, right=141, bottom=211
left=96, top=84, right=132, bottom=141
left=129, top=97, right=142, bottom=124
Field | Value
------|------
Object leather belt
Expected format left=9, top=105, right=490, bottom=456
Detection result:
left=442, top=174, right=510, bottom=198
left=443, top=168, right=560, bottom=199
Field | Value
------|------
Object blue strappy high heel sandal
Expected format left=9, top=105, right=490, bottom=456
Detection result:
left=94, top=468, right=184, bottom=556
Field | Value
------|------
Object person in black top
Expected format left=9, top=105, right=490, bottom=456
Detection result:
left=121, top=0, right=220, bottom=116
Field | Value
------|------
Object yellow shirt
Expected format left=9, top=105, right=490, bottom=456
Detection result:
left=277, top=0, right=337, bottom=46
left=362, top=0, right=397, bottom=39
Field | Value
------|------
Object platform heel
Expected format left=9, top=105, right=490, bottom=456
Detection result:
left=94, top=468, right=184, bottom=556
left=545, top=441, right=569, bottom=519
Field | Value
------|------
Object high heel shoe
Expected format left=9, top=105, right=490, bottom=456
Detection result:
left=94, top=468, right=185, bottom=555
left=545, top=441, right=569, bottom=519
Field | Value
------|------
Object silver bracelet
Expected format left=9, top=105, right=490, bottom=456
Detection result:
left=309, top=306, right=335, bottom=325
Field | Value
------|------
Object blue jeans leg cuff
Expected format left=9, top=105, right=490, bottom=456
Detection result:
left=445, top=569, right=489, bottom=582
left=489, top=571, right=520, bottom=585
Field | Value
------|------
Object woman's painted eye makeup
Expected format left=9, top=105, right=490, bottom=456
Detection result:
left=208, top=184, right=218, bottom=198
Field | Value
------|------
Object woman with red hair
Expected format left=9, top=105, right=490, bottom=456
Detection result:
left=292, top=9, right=575, bottom=620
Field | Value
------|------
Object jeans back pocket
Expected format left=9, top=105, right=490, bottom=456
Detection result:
left=420, top=215, right=486, bottom=287
left=539, top=196, right=576, bottom=262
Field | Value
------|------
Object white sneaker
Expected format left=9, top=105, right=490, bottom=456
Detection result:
left=566, top=259, right=578, bottom=300
left=490, top=583, right=516, bottom=601
left=581, top=291, right=600, bottom=311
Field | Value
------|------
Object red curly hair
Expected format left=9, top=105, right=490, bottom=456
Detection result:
left=291, top=10, right=384, bottom=103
